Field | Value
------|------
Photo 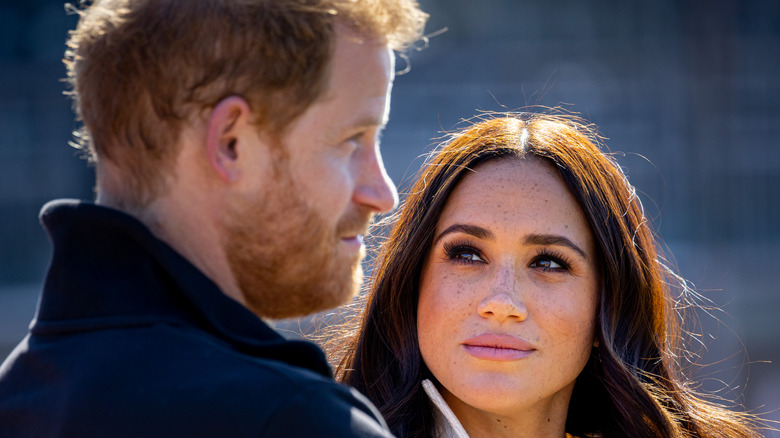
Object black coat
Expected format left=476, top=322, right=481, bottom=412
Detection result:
left=0, top=200, right=392, bottom=437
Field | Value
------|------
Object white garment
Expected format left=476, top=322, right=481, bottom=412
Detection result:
left=421, top=379, right=470, bottom=438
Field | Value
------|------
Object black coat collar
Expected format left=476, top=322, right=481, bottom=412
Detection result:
left=34, top=199, right=332, bottom=378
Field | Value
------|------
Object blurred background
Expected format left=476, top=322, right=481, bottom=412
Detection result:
left=1, top=0, right=778, bottom=433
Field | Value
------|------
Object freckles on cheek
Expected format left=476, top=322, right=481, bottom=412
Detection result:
left=546, top=305, right=574, bottom=323
left=539, top=292, right=585, bottom=322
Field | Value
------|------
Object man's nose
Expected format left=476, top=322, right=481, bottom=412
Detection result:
left=353, top=145, right=398, bottom=213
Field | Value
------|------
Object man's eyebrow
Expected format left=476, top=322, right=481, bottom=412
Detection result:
left=355, top=114, right=389, bottom=129
left=326, top=117, right=387, bottom=145
left=341, top=116, right=388, bottom=136
left=523, top=233, right=587, bottom=259
left=434, top=224, right=494, bottom=244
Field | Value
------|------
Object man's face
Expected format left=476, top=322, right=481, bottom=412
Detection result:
left=222, top=27, right=398, bottom=319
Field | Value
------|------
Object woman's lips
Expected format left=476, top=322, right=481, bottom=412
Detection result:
left=462, top=333, right=536, bottom=361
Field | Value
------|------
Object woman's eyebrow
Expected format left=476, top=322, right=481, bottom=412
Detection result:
left=434, top=224, right=494, bottom=244
left=524, top=233, right=587, bottom=259
left=434, top=226, right=588, bottom=259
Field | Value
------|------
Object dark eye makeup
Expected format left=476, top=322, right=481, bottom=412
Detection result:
left=530, top=248, right=572, bottom=273
left=442, top=240, right=485, bottom=264
left=440, top=239, right=574, bottom=273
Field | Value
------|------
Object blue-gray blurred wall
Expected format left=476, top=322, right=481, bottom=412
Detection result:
left=1, top=0, right=778, bottom=434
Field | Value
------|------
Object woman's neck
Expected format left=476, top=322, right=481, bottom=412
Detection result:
left=457, top=411, right=567, bottom=438
left=444, top=388, right=571, bottom=438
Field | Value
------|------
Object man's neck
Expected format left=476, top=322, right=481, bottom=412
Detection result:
left=96, top=184, right=247, bottom=310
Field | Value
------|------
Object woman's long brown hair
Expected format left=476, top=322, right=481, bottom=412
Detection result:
left=332, top=113, right=763, bottom=438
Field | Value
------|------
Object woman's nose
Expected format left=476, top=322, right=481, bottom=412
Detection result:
left=477, top=293, right=527, bottom=321
left=477, top=267, right=527, bottom=322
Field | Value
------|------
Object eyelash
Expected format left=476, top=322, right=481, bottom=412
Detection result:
left=347, top=129, right=381, bottom=145
left=441, top=241, right=573, bottom=273
left=442, top=240, right=485, bottom=265
left=531, top=248, right=573, bottom=272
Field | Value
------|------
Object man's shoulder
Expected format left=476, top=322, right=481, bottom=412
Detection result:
left=50, top=320, right=336, bottom=397
left=136, top=324, right=393, bottom=436
left=257, top=378, right=393, bottom=437
left=155, top=322, right=329, bottom=382
left=0, top=322, right=392, bottom=437
left=152, top=323, right=393, bottom=436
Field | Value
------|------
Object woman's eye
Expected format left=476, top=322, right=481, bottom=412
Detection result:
left=443, top=243, right=485, bottom=264
left=452, top=251, right=483, bottom=262
left=532, top=258, right=561, bottom=269
left=530, top=252, right=570, bottom=272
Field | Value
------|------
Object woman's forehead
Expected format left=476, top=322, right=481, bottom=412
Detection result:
left=434, top=158, right=595, bottom=253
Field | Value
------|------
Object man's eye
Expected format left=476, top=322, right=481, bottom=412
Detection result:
left=347, top=130, right=373, bottom=146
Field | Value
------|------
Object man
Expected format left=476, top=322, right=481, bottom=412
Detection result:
left=0, top=0, right=427, bottom=436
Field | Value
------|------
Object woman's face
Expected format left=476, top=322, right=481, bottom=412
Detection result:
left=417, top=157, right=599, bottom=423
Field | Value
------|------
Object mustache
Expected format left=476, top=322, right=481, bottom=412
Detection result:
left=336, top=207, right=374, bottom=237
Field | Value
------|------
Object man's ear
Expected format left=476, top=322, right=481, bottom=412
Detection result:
left=205, top=96, right=253, bottom=182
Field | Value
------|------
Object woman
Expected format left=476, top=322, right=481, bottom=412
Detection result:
left=333, top=113, right=763, bottom=437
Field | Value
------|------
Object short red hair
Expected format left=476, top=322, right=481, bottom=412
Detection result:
left=65, top=0, right=428, bottom=207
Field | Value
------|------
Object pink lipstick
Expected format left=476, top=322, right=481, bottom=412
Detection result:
left=462, top=333, right=535, bottom=361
